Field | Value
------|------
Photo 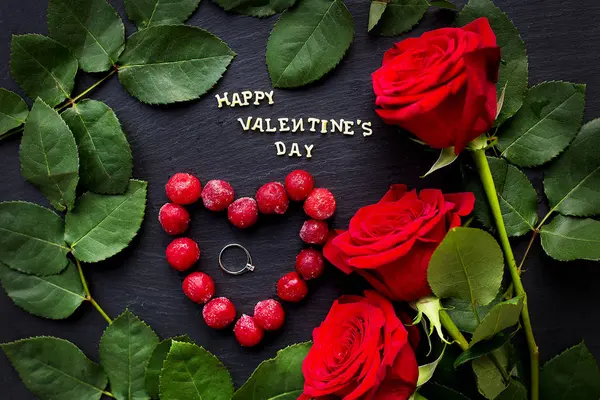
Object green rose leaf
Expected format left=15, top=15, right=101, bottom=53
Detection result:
left=496, top=380, right=528, bottom=400
left=213, top=0, right=296, bottom=18
left=48, top=0, right=125, bottom=73
left=1, top=336, right=108, bottom=400
left=65, top=180, right=147, bottom=263
left=0, top=201, right=69, bottom=275
left=266, top=0, right=354, bottom=88
left=20, top=98, right=79, bottom=212
left=233, top=342, right=311, bottom=400
left=62, top=100, right=133, bottom=195
left=444, top=292, right=503, bottom=334
left=428, top=227, right=504, bottom=306
left=454, top=329, right=518, bottom=369
left=145, top=335, right=193, bottom=400
left=368, top=1, right=387, bottom=32
left=540, top=215, right=600, bottom=261
left=423, top=147, right=458, bottom=177
left=469, top=157, right=538, bottom=237
left=497, top=82, right=586, bottom=167
left=118, top=25, right=235, bottom=104
left=0, top=88, right=29, bottom=134
left=10, top=34, right=78, bottom=107
left=540, top=342, right=600, bottom=400
left=159, top=341, right=234, bottom=400
left=124, top=0, right=201, bottom=29
left=371, top=0, right=429, bottom=37
left=99, top=310, right=159, bottom=400
left=472, top=346, right=510, bottom=399
left=544, top=119, right=600, bottom=217
left=0, top=261, right=85, bottom=319
left=471, top=296, right=523, bottom=346
left=456, top=0, right=528, bottom=124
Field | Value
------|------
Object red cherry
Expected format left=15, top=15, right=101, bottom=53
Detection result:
left=182, top=272, right=215, bottom=304
left=299, top=220, right=329, bottom=245
left=228, top=197, right=259, bottom=229
left=234, top=314, right=264, bottom=347
left=158, top=203, right=190, bottom=235
left=285, top=170, right=315, bottom=201
left=277, top=272, right=308, bottom=303
left=201, top=180, right=235, bottom=211
left=166, top=238, right=200, bottom=271
left=304, top=188, right=336, bottom=220
left=165, top=173, right=202, bottom=205
left=296, top=249, right=325, bottom=280
left=256, top=182, right=289, bottom=215
left=203, top=297, right=236, bottom=329
left=254, top=299, right=285, bottom=331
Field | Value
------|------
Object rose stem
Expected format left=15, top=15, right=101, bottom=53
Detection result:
left=75, top=259, right=113, bottom=324
left=440, top=310, right=469, bottom=350
left=0, top=68, right=117, bottom=141
left=472, top=148, right=539, bottom=400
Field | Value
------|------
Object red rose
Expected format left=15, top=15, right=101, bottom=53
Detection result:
left=324, top=185, right=474, bottom=302
left=372, top=18, right=500, bottom=154
left=302, top=291, right=420, bottom=400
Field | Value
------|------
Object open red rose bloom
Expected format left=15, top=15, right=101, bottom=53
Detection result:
left=302, top=291, right=420, bottom=400
left=372, top=18, right=501, bottom=153
left=324, top=184, right=474, bottom=302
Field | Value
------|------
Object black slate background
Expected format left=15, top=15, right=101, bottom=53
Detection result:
left=1, top=0, right=600, bottom=398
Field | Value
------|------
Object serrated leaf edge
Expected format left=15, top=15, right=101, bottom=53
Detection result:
left=378, top=0, right=429, bottom=37
left=0, top=261, right=86, bottom=320
left=158, top=340, right=235, bottom=399
left=68, top=179, right=147, bottom=263
left=126, top=0, right=202, bottom=30
left=66, top=99, right=133, bottom=195
left=266, top=0, right=355, bottom=89
left=499, top=81, right=586, bottom=168
left=9, top=33, right=77, bottom=105
left=1, top=335, right=108, bottom=395
left=233, top=341, right=312, bottom=398
left=19, top=98, right=80, bottom=212
left=46, top=0, right=126, bottom=73
left=117, top=25, right=236, bottom=105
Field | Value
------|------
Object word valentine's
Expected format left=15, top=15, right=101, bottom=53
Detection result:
left=216, top=90, right=373, bottom=159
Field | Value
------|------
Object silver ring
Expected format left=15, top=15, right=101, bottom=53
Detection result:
left=219, top=244, right=255, bottom=276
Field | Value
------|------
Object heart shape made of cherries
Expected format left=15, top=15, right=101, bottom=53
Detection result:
left=158, top=170, right=336, bottom=347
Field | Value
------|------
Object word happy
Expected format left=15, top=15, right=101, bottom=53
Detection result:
left=216, top=91, right=373, bottom=159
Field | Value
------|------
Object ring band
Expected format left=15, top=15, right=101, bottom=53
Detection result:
left=218, top=244, right=255, bottom=276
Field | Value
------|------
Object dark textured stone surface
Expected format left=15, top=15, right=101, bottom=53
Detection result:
left=1, top=0, right=599, bottom=398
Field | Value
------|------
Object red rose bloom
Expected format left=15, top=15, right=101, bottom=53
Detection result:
left=372, top=18, right=501, bottom=154
left=324, top=185, right=474, bottom=302
left=302, top=291, right=420, bottom=400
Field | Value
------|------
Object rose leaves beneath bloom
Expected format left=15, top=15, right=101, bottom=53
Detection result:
left=302, top=291, right=419, bottom=400
left=372, top=18, right=501, bottom=154
left=324, top=184, right=475, bottom=302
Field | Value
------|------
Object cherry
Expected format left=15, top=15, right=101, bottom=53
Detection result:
left=234, top=314, right=264, bottom=347
left=296, top=248, right=325, bottom=280
left=165, top=173, right=202, bottom=205
left=256, top=182, right=289, bottom=215
left=254, top=299, right=285, bottom=331
left=158, top=203, right=190, bottom=235
left=277, top=272, right=309, bottom=303
left=182, top=272, right=215, bottom=304
left=203, top=297, right=236, bottom=329
left=285, top=170, right=314, bottom=201
left=228, top=197, right=259, bottom=228
left=201, top=180, right=235, bottom=211
left=304, top=188, right=336, bottom=220
left=166, top=238, right=200, bottom=271
left=299, top=219, right=329, bottom=245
